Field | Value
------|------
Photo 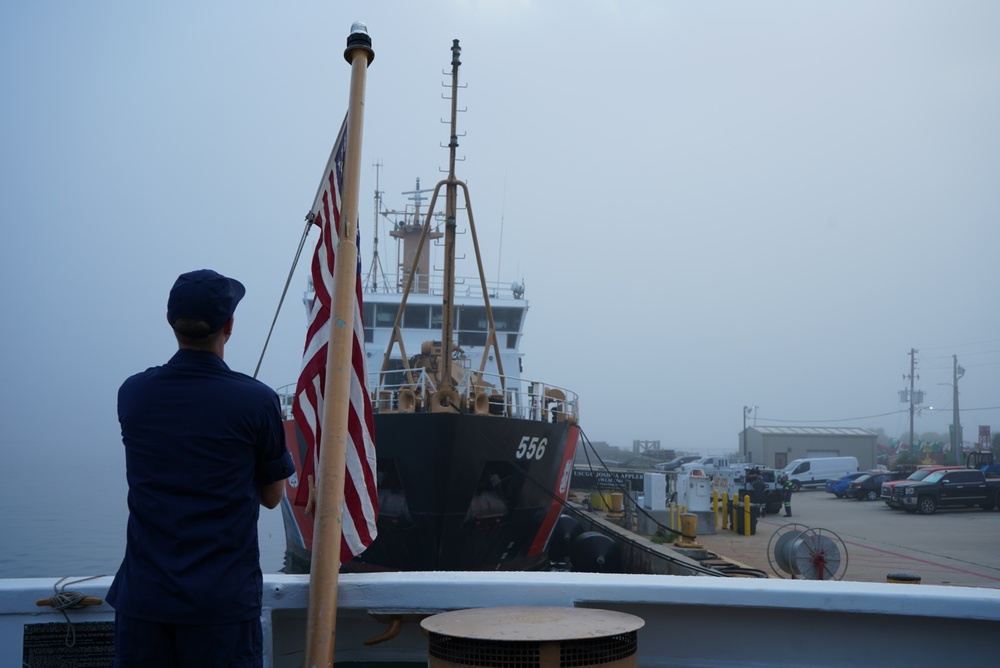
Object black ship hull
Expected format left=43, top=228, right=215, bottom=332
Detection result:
left=282, top=412, right=580, bottom=572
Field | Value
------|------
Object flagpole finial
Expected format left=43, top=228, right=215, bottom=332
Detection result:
left=346, top=22, right=374, bottom=65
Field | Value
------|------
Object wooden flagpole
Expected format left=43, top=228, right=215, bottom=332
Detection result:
left=304, top=23, right=374, bottom=668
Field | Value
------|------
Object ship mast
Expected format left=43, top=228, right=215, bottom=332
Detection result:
left=438, top=39, right=462, bottom=395
left=377, top=39, right=508, bottom=413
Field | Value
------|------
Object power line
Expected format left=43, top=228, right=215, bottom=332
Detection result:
left=756, top=410, right=906, bottom=424
left=919, top=338, right=1000, bottom=352
left=755, top=406, right=1000, bottom=425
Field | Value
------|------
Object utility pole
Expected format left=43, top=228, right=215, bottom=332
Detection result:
left=742, top=406, right=752, bottom=463
left=908, top=348, right=917, bottom=458
left=952, top=355, right=965, bottom=465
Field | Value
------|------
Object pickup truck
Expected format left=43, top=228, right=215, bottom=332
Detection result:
left=899, top=468, right=1000, bottom=515
left=678, top=456, right=732, bottom=476
left=881, top=466, right=964, bottom=509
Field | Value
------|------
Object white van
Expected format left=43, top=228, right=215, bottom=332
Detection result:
left=780, top=457, right=859, bottom=491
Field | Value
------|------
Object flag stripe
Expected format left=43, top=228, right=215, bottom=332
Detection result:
left=291, top=114, right=378, bottom=561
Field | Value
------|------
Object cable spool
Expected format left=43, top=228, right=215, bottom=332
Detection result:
left=767, top=523, right=849, bottom=581
left=772, top=530, right=806, bottom=575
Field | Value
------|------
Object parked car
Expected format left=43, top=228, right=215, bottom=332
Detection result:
left=826, top=472, right=868, bottom=498
left=654, top=455, right=701, bottom=471
left=846, top=472, right=900, bottom=501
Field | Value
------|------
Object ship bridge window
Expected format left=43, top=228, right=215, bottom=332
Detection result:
left=375, top=304, right=398, bottom=327
left=505, top=333, right=518, bottom=349
left=363, top=303, right=375, bottom=342
left=402, top=304, right=430, bottom=328
left=459, top=331, right=488, bottom=347
left=491, top=307, right=524, bottom=333
left=431, top=305, right=443, bottom=329
left=457, top=306, right=488, bottom=332
left=457, top=306, right=488, bottom=348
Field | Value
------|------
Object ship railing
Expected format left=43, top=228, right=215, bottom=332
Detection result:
left=366, top=274, right=526, bottom=300
left=370, top=368, right=578, bottom=424
left=277, top=372, right=577, bottom=424
left=275, top=383, right=296, bottom=420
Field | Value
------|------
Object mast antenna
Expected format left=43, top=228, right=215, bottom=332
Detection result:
left=364, top=161, right=391, bottom=293
left=494, top=168, right=507, bottom=297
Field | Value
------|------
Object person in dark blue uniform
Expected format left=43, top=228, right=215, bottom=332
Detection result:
left=751, top=471, right=767, bottom=518
left=779, top=473, right=794, bottom=517
left=108, top=269, right=295, bottom=667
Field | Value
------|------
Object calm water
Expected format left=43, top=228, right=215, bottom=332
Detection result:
left=0, top=442, right=288, bottom=579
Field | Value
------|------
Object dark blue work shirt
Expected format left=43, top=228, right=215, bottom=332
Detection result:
left=107, top=349, right=294, bottom=624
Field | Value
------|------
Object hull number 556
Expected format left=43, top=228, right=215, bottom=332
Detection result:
left=516, top=436, right=547, bottom=460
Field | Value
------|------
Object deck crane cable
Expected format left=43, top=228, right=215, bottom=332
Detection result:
left=464, top=419, right=730, bottom=577
left=573, top=431, right=768, bottom=577
left=575, top=430, right=687, bottom=539
left=571, top=428, right=734, bottom=577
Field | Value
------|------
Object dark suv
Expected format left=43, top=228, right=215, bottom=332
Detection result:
left=846, top=472, right=900, bottom=501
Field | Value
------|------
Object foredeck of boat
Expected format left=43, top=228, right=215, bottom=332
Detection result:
left=5, top=571, right=1000, bottom=667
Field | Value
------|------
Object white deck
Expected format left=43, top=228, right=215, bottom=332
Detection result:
left=6, top=571, right=1000, bottom=667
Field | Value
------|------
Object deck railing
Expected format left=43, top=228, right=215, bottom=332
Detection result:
left=277, top=371, right=578, bottom=424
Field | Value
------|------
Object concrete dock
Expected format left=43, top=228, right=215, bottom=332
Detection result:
left=671, top=488, right=1000, bottom=587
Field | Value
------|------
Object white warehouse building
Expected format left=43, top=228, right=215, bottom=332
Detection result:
left=740, top=426, right=877, bottom=471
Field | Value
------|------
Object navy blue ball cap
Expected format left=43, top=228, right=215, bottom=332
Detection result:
left=167, top=269, right=246, bottom=333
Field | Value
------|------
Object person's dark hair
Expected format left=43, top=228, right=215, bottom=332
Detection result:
left=172, top=318, right=224, bottom=349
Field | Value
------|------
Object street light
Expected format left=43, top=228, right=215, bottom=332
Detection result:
left=951, top=358, right=965, bottom=465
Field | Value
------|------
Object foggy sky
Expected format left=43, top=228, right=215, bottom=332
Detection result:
left=2, top=1, right=998, bottom=466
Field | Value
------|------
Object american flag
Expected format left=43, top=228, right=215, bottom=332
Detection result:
left=292, top=114, right=378, bottom=561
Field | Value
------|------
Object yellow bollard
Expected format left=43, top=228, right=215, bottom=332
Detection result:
left=742, top=494, right=752, bottom=536
left=721, top=492, right=730, bottom=530
left=730, top=493, right=739, bottom=532
left=712, top=490, right=720, bottom=529
left=589, top=492, right=611, bottom=511
left=608, top=492, right=624, bottom=517
left=675, top=512, right=703, bottom=549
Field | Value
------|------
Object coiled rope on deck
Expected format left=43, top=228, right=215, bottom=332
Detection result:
left=45, top=575, right=106, bottom=648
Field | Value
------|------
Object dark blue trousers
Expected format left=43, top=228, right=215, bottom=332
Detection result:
left=113, top=612, right=262, bottom=667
